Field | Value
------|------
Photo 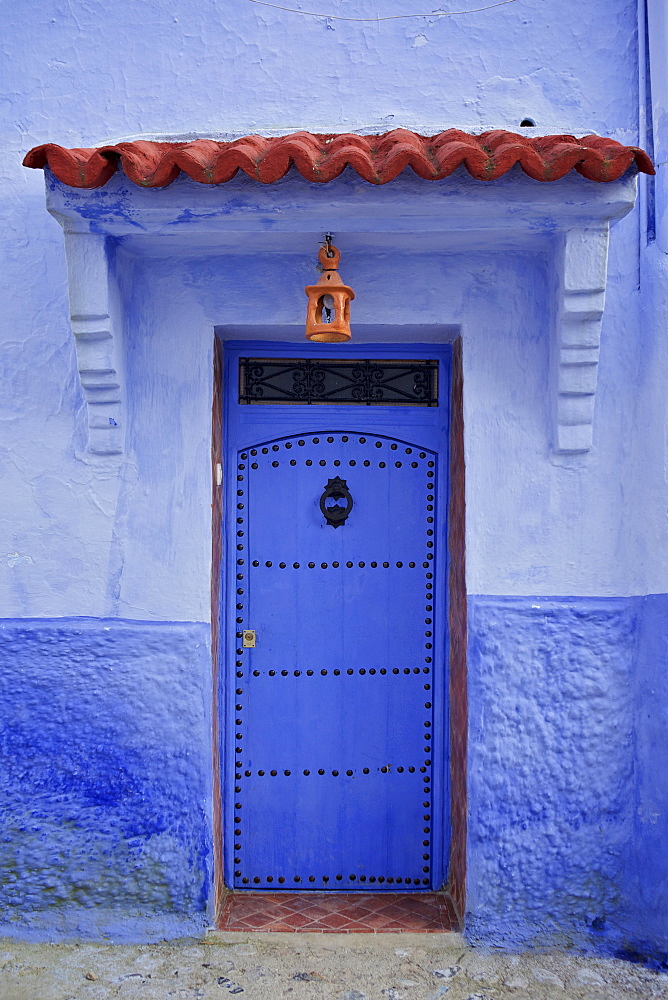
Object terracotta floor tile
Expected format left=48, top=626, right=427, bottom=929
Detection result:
left=258, top=922, right=299, bottom=932
left=395, top=917, right=438, bottom=931
left=373, top=904, right=411, bottom=919
left=282, top=911, right=316, bottom=928
left=228, top=902, right=264, bottom=916
left=295, top=905, right=332, bottom=919
left=339, top=902, right=376, bottom=920
left=316, top=912, right=351, bottom=929
left=284, top=896, right=316, bottom=908
left=219, top=891, right=459, bottom=933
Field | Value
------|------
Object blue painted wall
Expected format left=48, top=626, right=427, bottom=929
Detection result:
left=467, top=595, right=668, bottom=963
left=0, top=0, right=666, bottom=956
left=627, top=596, right=668, bottom=961
left=467, top=598, right=635, bottom=952
left=0, top=619, right=212, bottom=940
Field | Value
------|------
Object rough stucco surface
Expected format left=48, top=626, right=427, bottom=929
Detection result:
left=466, top=597, right=638, bottom=953
left=3, top=1, right=640, bottom=143
left=0, top=619, right=212, bottom=940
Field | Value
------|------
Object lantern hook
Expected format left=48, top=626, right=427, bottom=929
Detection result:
left=321, top=232, right=335, bottom=258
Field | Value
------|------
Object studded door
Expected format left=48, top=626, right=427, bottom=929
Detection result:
left=231, top=430, right=440, bottom=890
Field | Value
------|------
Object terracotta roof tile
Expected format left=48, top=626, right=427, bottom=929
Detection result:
left=23, top=129, right=654, bottom=188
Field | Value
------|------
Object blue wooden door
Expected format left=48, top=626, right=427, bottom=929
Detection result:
left=224, top=346, right=449, bottom=891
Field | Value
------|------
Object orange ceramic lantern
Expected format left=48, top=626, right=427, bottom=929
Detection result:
left=305, top=242, right=355, bottom=343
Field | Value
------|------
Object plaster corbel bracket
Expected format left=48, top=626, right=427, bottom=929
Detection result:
left=63, top=231, right=123, bottom=455
left=553, top=225, right=610, bottom=454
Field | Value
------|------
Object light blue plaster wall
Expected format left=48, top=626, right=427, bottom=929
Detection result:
left=3, top=0, right=640, bottom=144
left=1, top=0, right=666, bottom=954
left=105, top=226, right=650, bottom=614
left=0, top=0, right=648, bottom=618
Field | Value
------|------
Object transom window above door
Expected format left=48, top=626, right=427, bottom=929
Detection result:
left=238, top=358, right=439, bottom=406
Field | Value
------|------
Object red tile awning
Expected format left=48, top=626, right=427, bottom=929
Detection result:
left=24, top=129, right=654, bottom=189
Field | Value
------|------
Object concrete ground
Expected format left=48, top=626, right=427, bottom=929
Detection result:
left=1, top=932, right=666, bottom=1000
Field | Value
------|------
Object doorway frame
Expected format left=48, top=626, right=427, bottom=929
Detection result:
left=211, top=337, right=467, bottom=923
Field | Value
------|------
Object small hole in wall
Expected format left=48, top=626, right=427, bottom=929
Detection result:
left=520, top=118, right=536, bottom=128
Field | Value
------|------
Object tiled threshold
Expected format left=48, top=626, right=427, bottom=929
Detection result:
left=217, top=892, right=460, bottom=933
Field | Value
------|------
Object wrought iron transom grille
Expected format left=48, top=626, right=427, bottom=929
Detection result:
left=239, top=358, right=439, bottom=406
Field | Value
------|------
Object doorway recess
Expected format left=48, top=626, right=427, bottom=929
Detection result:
left=212, top=338, right=466, bottom=931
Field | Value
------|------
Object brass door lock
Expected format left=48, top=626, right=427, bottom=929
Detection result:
left=242, top=630, right=256, bottom=648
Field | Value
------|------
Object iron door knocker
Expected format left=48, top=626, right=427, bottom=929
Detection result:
left=319, top=477, right=353, bottom=528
